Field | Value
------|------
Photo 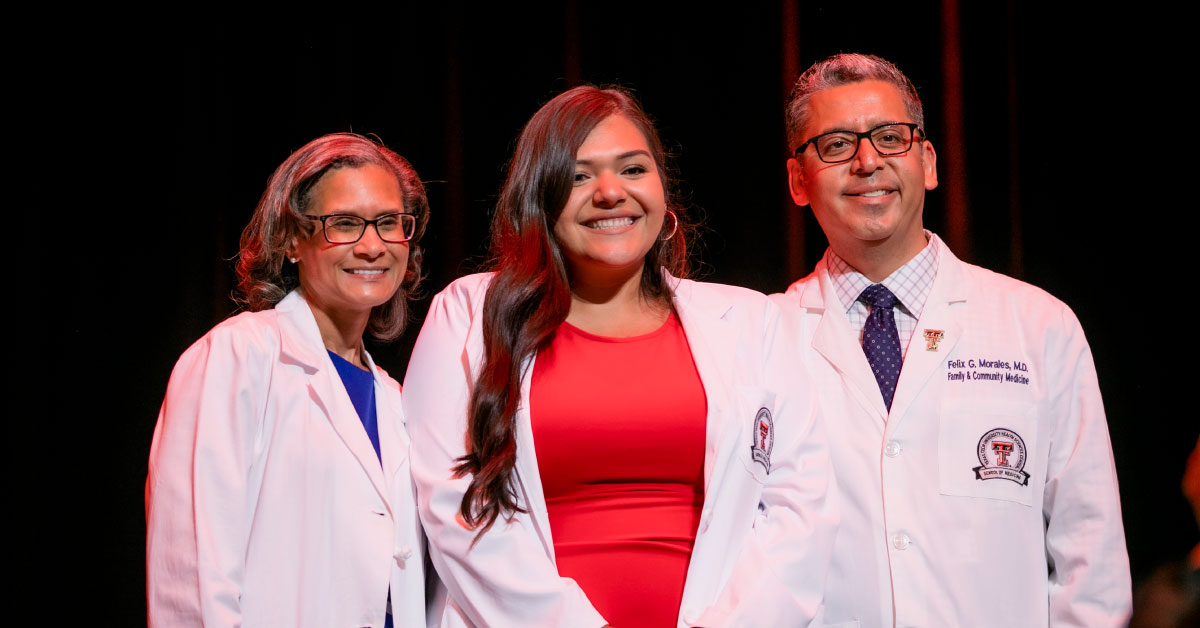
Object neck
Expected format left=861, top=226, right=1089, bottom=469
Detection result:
left=303, top=294, right=370, bottom=369
left=837, top=230, right=928, bottom=283
left=565, top=262, right=668, bottom=336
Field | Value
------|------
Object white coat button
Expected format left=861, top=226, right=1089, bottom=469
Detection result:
left=891, top=533, right=911, bottom=550
left=698, top=511, right=711, bottom=534
left=683, top=609, right=699, bottom=625
left=884, top=441, right=902, bottom=457
left=394, top=546, right=413, bottom=566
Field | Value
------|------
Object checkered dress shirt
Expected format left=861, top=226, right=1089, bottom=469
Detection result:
left=827, top=232, right=940, bottom=359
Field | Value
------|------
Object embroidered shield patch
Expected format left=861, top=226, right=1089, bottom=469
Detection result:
left=751, top=407, right=774, bottom=474
left=973, top=427, right=1031, bottom=486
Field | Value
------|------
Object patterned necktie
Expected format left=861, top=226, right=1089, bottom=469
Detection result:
left=859, top=284, right=903, bottom=411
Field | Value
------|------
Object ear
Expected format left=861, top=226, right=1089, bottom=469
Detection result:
left=921, top=140, right=938, bottom=191
left=786, top=157, right=811, bottom=207
left=285, top=237, right=299, bottom=264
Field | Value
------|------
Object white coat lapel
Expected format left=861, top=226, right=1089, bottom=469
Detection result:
left=671, top=278, right=739, bottom=492
left=888, top=242, right=966, bottom=433
left=365, top=351, right=409, bottom=492
left=512, top=358, right=557, bottom=559
left=805, top=264, right=890, bottom=422
left=451, top=279, right=555, bottom=557
left=275, top=292, right=393, bottom=511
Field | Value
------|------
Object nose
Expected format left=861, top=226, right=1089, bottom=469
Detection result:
left=592, top=170, right=627, bottom=208
left=850, top=136, right=883, bottom=174
left=354, top=223, right=387, bottom=258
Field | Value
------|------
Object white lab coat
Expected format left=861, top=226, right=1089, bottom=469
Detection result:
left=146, top=290, right=432, bottom=628
left=771, top=235, right=1131, bottom=628
left=402, top=272, right=837, bottom=628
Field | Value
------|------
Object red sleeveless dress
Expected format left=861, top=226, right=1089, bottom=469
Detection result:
left=531, top=313, right=707, bottom=627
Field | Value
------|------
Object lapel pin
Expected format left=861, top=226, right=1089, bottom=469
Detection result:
left=923, top=329, right=945, bottom=352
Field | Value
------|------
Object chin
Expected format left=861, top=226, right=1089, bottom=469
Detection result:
left=852, top=217, right=905, bottom=239
left=346, top=288, right=399, bottom=310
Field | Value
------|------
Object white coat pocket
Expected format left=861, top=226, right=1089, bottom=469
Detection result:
left=937, top=398, right=1037, bottom=507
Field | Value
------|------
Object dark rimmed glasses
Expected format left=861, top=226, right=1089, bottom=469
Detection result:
left=794, top=122, right=923, bottom=164
left=305, top=212, right=417, bottom=244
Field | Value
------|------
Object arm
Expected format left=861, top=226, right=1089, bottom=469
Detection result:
left=696, top=302, right=839, bottom=628
left=146, top=323, right=271, bottom=627
left=402, top=278, right=607, bottom=628
left=1043, top=306, right=1131, bottom=627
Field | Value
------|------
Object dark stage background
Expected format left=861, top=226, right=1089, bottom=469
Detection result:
left=37, top=2, right=1192, bottom=621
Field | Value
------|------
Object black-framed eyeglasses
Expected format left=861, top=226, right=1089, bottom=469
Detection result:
left=304, top=212, right=417, bottom=244
left=794, top=123, right=923, bottom=164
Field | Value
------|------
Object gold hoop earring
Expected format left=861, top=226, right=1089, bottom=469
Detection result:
left=660, top=210, right=679, bottom=242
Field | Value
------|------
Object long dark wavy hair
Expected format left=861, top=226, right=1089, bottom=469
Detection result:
left=235, top=133, right=429, bottom=341
left=454, top=86, right=691, bottom=534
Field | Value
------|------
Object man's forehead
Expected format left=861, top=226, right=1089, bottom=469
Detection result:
left=805, top=80, right=911, bottom=136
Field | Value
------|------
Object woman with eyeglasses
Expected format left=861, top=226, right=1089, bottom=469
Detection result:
left=403, top=87, right=837, bottom=628
left=147, top=133, right=434, bottom=627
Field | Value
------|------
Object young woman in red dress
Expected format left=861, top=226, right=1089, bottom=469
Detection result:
left=404, top=87, right=837, bottom=627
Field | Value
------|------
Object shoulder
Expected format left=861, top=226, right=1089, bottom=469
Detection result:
left=180, top=307, right=283, bottom=367
left=954, top=258, right=1080, bottom=327
left=159, top=308, right=286, bottom=417
left=675, top=277, right=769, bottom=299
left=785, top=270, right=822, bottom=294
left=430, top=272, right=495, bottom=313
left=674, top=277, right=778, bottom=316
left=409, top=273, right=495, bottom=358
left=211, top=306, right=283, bottom=336
left=960, top=260, right=1057, bottom=301
left=934, top=256, right=1096, bottom=366
left=672, top=279, right=786, bottom=345
left=769, top=269, right=822, bottom=309
left=439, top=272, right=495, bottom=298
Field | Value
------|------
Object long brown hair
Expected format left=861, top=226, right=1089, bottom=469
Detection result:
left=454, top=86, right=690, bottom=534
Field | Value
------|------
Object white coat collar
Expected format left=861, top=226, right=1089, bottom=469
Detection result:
left=791, top=233, right=967, bottom=309
left=886, top=235, right=966, bottom=432
left=273, top=290, right=404, bottom=513
left=669, top=275, right=742, bottom=490
left=802, top=234, right=969, bottom=426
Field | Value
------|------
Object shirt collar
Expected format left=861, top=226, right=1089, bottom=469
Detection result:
left=827, top=230, right=940, bottom=318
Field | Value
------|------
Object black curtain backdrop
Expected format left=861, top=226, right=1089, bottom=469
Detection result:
left=34, top=3, right=1190, bottom=621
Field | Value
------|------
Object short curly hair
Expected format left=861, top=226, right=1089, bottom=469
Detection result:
left=235, top=133, right=429, bottom=341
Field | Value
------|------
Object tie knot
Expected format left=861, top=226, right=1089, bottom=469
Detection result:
left=859, top=284, right=898, bottom=309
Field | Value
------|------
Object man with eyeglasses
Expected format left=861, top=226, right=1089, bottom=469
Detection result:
left=772, top=53, right=1130, bottom=627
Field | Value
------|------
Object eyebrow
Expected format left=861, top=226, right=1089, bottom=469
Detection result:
left=575, top=149, right=653, bottom=165
left=813, top=121, right=910, bottom=136
left=317, top=208, right=406, bottom=217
